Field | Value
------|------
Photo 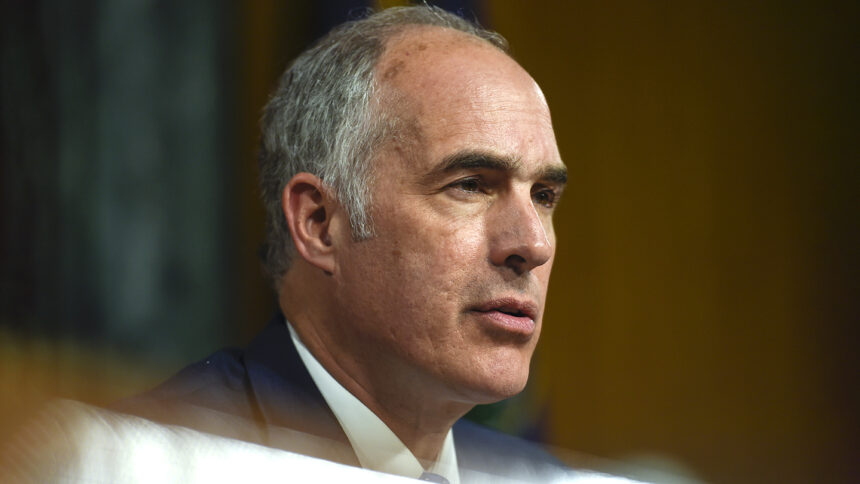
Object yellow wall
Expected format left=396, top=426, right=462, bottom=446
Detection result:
left=488, top=2, right=855, bottom=483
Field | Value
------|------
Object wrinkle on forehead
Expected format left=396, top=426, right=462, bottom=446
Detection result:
left=467, top=83, right=553, bottom=123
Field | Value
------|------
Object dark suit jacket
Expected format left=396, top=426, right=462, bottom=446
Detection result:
left=116, top=313, right=569, bottom=480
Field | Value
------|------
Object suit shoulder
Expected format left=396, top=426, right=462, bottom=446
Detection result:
left=114, top=348, right=255, bottom=420
left=453, top=420, right=651, bottom=483
left=453, top=418, right=568, bottom=477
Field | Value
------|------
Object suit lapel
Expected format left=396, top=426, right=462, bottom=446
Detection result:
left=243, top=313, right=359, bottom=466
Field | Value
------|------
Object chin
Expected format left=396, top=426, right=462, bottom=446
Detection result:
left=457, top=354, right=531, bottom=404
left=465, top=379, right=529, bottom=405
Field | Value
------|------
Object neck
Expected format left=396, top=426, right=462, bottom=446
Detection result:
left=297, top=318, right=472, bottom=462
left=351, top=379, right=470, bottom=464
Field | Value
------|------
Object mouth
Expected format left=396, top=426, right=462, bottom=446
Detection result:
left=470, top=297, right=539, bottom=337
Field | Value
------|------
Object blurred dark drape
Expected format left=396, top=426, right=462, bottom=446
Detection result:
left=1, top=0, right=238, bottom=359
left=0, top=0, right=490, bottom=356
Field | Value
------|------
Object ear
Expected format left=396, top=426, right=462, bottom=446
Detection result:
left=282, top=173, right=342, bottom=274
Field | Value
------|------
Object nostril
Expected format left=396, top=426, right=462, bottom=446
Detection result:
left=504, top=254, right=528, bottom=274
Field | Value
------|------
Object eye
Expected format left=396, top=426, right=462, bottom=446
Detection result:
left=532, top=187, right=558, bottom=208
left=448, top=177, right=483, bottom=193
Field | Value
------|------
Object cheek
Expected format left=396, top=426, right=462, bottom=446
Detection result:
left=363, top=211, right=486, bottom=310
left=401, top=219, right=484, bottom=298
left=386, top=201, right=484, bottom=263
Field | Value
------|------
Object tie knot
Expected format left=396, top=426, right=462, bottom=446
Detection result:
left=419, top=471, right=450, bottom=484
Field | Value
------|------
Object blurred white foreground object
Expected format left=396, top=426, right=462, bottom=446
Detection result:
left=2, top=400, right=649, bottom=484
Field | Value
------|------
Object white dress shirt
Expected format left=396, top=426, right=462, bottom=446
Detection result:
left=288, top=323, right=460, bottom=484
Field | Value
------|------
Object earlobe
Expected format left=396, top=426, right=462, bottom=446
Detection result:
left=282, top=173, right=339, bottom=274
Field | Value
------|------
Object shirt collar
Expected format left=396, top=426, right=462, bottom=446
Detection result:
left=287, top=323, right=460, bottom=484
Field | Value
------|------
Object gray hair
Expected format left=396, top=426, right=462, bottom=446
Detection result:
left=258, top=5, right=509, bottom=283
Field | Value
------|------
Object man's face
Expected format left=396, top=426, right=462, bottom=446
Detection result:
left=328, top=29, right=565, bottom=405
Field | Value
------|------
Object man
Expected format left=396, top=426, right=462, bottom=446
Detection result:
left=115, top=5, right=579, bottom=483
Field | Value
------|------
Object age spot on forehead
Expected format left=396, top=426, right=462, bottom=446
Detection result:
left=383, top=59, right=406, bottom=81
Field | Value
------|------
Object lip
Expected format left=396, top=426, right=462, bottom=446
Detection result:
left=470, top=297, right=539, bottom=337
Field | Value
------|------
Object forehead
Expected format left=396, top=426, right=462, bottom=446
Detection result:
left=374, top=27, right=562, bottom=177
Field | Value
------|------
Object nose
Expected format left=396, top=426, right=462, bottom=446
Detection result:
left=488, top=192, right=554, bottom=275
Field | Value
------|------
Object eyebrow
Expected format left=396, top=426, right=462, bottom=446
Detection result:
left=435, top=150, right=567, bottom=185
